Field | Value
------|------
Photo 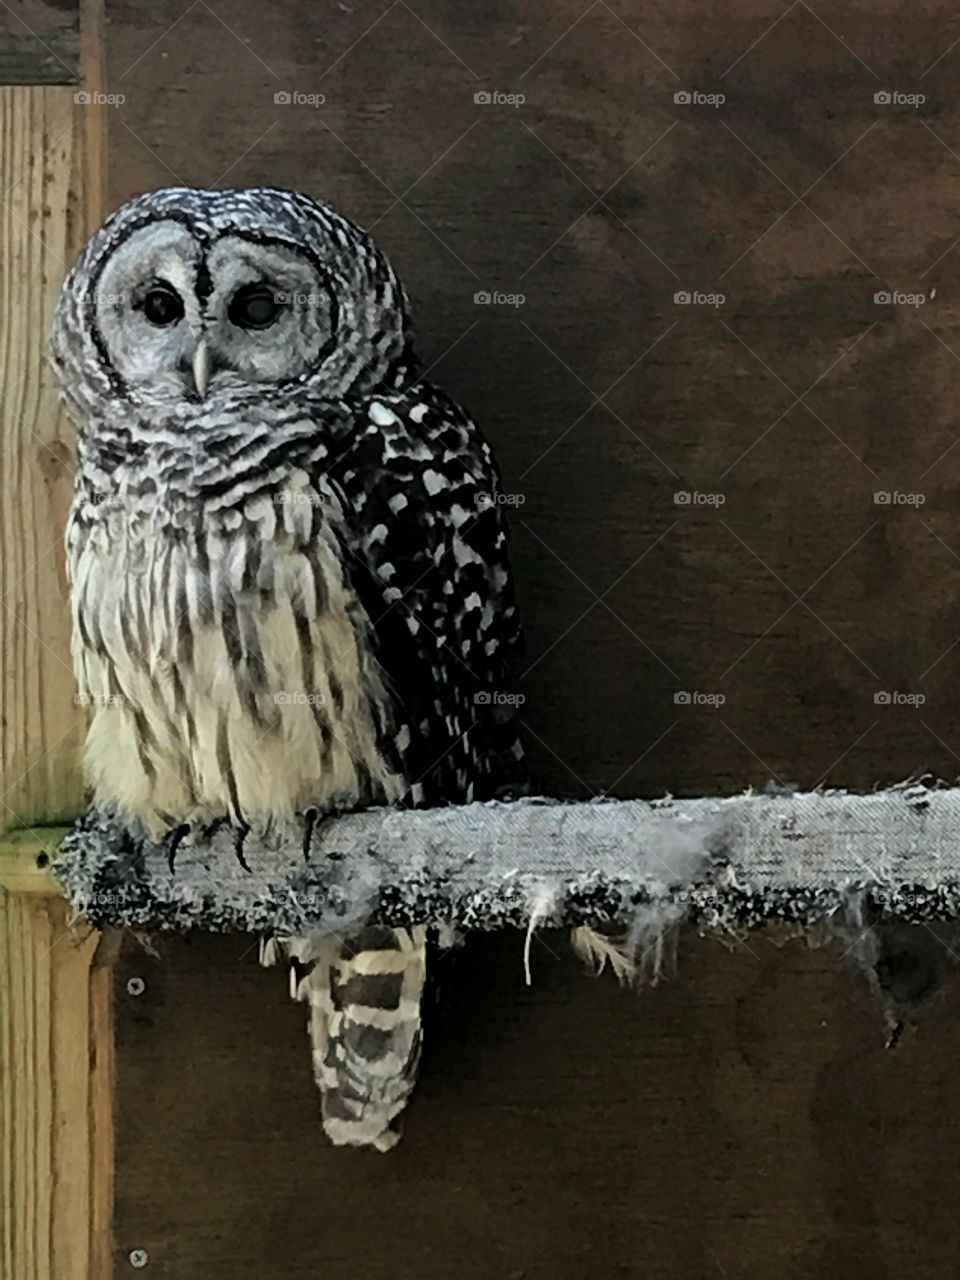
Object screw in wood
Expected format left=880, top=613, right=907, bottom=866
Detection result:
left=126, top=977, right=146, bottom=997
left=129, top=1249, right=149, bottom=1268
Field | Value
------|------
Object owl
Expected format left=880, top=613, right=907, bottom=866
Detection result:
left=50, top=186, right=525, bottom=1150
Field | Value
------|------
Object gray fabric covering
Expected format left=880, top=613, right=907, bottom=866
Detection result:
left=54, top=780, right=960, bottom=933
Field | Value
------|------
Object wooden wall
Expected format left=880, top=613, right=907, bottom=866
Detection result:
left=7, top=1, right=960, bottom=1276
left=115, top=928, right=960, bottom=1280
left=103, top=0, right=960, bottom=800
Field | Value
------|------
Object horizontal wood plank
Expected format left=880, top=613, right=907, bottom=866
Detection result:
left=0, top=1, right=80, bottom=85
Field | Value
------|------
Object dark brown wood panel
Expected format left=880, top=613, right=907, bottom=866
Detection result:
left=114, top=930, right=960, bottom=1280
left=100, top=1, right=960, bottom=799
left=0, top=1, right=79, bottom=83
left=80, top=8, right=960, bottom=1275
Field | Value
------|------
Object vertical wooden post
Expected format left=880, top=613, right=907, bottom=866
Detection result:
left=0, top=893, right=116, bottom=1280
left=0, top=2, right=112, bottom=1276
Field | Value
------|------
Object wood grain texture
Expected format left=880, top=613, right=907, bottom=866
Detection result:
left=114, top=928, right=960, bottom=1280
left=102, top=0, right=960, bottom=799
left=90, top=930, right=118, bottom=1280
left=0, top=87, right=89, bottom=828
left=0, top=892, right=114, bottom=1280
left=0, top=1, right=80, bottom=85
left=0, top=825, right=66, bottom=893
left=79, top=0, right=106, bottom=232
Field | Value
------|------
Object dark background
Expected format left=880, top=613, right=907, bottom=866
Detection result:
left=20, top=2, right=960, bottom=1275
left=101, top=0, right=960, bottom=801
left=116, top=929, right=960, bottom=1280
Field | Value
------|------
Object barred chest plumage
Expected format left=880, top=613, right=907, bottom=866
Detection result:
left=68, top=433, right=405, bottom=840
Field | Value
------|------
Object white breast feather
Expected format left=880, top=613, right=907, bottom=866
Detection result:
left=70, top=481, right=403, bottom=838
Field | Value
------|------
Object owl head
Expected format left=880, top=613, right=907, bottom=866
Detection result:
left=50, top=186, right=415, bottom=424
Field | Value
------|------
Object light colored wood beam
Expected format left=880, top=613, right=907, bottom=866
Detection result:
left=0, top=85, right=89, bottom=830
left=0, top=827, right=67, bottom=894
left=1, top=9, right=110, bottom=1277
left=0, top=892, right=116, bottom=1280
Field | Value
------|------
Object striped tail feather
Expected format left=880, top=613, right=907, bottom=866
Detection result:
left=271, top=926, right=427, bottom=1151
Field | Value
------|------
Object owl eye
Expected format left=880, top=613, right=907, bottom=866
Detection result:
left=229, top=284, right=282, bottom=330
left=141, top=282, right=184, bottom=327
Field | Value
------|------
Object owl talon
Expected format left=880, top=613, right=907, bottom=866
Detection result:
left=302, top=806, right=319, bottom=861
left=198, top=815, right=228, bottom=842
left=234, top=822, right=253, bottom=873
left=163, top=822, right=191, bottom=875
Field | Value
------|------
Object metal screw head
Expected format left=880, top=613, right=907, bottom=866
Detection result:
left=129, top=1249, right=149, bottom=1268
left=126, top=977, right=146, bottom=997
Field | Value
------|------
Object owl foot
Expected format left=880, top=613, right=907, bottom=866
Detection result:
left=301, top=805, right=344, bottom=861
left=302, top=806, right=319, bottom=861
left=197, top=815, right=229, bottom=841
left=163, top=822, right=191, bottom=875
left=234, top=821, right=253, bottom=873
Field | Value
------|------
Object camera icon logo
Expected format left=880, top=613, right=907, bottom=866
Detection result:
left=474, top=690, right=491, bottom=704
left=674, top=290, right=691, bottom=304
left=73, top=91, right=91, bottom=105
left=674, top=691, right=692, bottom=705
left=673, top=491, right=692, bottom=505
left=274, top=91, right=291, bottom=105
left=873, top=290, right=891, bottom=304
left=874, top=691, right=892, bottom=705
left=873, top=491, right=891, bottom=504
left=474, top=91, right=491, bottom=105
left=474, top=290, right=491, bottom=304
left=874, top=90, right=892, bottom=105
left=674, top=90, right=692, bottom=105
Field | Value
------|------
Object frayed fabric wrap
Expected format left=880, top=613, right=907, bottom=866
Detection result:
left=54, top=782, right=960, bottom=935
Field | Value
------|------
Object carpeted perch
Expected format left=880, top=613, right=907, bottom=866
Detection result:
left=53, top=780, right=960, bottom=936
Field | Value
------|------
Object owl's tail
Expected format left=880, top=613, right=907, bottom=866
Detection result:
left=266, top=926, right=426, bottom=1151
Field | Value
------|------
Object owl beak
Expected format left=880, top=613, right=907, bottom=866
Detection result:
left=191, top=339, right=211, bottom=399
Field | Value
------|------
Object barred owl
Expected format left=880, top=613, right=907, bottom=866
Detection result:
left=50, top=186, right=525, bottom=1150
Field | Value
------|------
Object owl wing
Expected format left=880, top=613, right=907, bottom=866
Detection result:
left=319, top=383, right=526, bottom=807
left=276, top=385, right=526, bottom=1149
